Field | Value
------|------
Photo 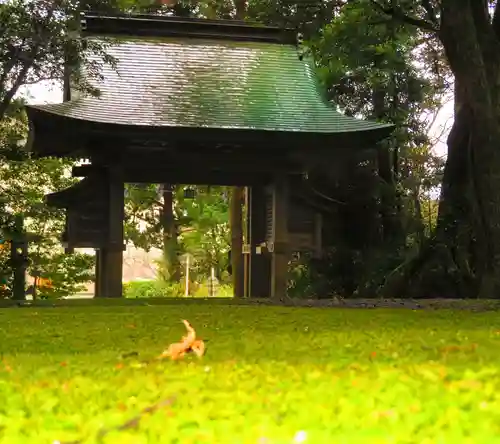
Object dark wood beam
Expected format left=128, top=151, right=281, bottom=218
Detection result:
left=92, top=149, right=301, bottom=173
left=72, top=165, right=274, bottom=186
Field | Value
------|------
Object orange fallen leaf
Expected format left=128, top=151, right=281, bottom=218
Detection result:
left=159, top=319, right=206, bottom=361
left=440, top=343, right=478, bottom=354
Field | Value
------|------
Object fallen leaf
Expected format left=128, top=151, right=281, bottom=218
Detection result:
left=117, top=402, right=127, bottom=411
left=159, top=319, right=206, bottom=361
left=439, top=343, right=478, bottom=354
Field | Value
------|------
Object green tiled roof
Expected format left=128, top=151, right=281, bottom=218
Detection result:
left=28, top=36, right=392, bottom=135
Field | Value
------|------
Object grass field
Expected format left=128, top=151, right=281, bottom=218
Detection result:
left=1, top=301, right=500, bottom=443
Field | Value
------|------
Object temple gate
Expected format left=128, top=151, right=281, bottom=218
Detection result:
left=25, top=13, right=393, bottom=300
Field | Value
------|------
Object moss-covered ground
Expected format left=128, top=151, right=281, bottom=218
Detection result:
left=1, top=300, right=500, bottom=443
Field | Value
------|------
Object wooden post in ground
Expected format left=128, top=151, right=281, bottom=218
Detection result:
left=270, top=174, right=289, bottom=301
left=230, top=186, right=245, bottom=297
left=97, top=167, right=124, bottom=297
left=98, top=249, right=123, bottom=297
left=248, top=186, right=271, bottom=297
left=11, top=215, right=27, bottom=301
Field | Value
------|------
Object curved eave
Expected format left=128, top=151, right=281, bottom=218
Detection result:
left=26, top=106, right=395, bottom=158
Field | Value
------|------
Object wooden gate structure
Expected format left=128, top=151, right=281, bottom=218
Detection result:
left=25, top=13, right=393, bottom=300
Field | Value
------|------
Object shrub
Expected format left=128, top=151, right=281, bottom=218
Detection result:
left=123, top=280, right=184, bottom=298
left=192, top=283, right=233, bottom=298
left=124, top=280, right=234, bottom=298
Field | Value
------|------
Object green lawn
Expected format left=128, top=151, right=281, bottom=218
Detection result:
left=1, top=302, right=500, bottom=443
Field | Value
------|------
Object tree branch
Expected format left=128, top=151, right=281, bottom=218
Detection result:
left=439, top=0, right=494, bottom=119
left=370, top=0, right=438, bottom=32
left=0, top=3, right=57, bottom=121
left=470, top=0, right=493, bottom=38
left=0, top=42, right=25, bottom=95
left=13, top=75, right=60, bottom=87
left=493, top=1, right=500, bottom=40
left=469, top=0, right=500, bottom=77
left=0, top=57, right=36, bottom=121
left=420, top=0, right=438, bottom=25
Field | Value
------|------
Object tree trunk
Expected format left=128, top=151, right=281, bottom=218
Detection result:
left=233, top=0, right=246, bottom=19
left=439, top=0, right=500, bottom=298
left=230, top=186, right=244, bottom=297
left=161, top=184, right=180, bottom=282
left=381, top=1, right=500, bottom=299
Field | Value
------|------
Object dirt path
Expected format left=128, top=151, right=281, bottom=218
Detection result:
left=275, top=298, right=500, bottom=311
left=2, top=297, right=500, bottom=311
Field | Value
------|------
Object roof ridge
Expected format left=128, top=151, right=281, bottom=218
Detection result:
left=81, top=12, right=297, bottom=45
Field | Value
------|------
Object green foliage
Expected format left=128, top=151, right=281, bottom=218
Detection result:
left=0, top=157, right=95, bottom=298
left=0, top=0, right=118, bottom=118
left=287, top=248, right=407, bottom=299
left=0, top=0, right=128, bottom=298
left=312, top=0, right=446, bottom=197
left=124, top=280, right=185, bottom=298
left=420, top=197, right=439, bottom=236
left=287, top=253, right=321, bottom=298
left=179, top=186, right=231, bottom=281
left=31, top=252, right=95, bottom=299
left=3, top=302, right=500, bottom=441
left=192, top=282, right=233, bottom=297
left=125, top=185, right=231, bottom=282
left=282, top=0, right=448, bottom=298
left=123, top=279, right=234, bottom=298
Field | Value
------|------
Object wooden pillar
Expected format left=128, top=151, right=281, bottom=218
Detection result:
left=11, top=215, right=27, bottom=301
left=96, top=167, right=124, bottom=298
left=248, top=186, right=271, bottom=297
left=94, top=249, right=101, bottom=298
left=99, top=248, right=123, bottom=297
left=270, top=174, right=289, bottom=301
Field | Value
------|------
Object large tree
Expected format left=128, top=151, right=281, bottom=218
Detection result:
left=370, top=1, right=500, bottom=298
